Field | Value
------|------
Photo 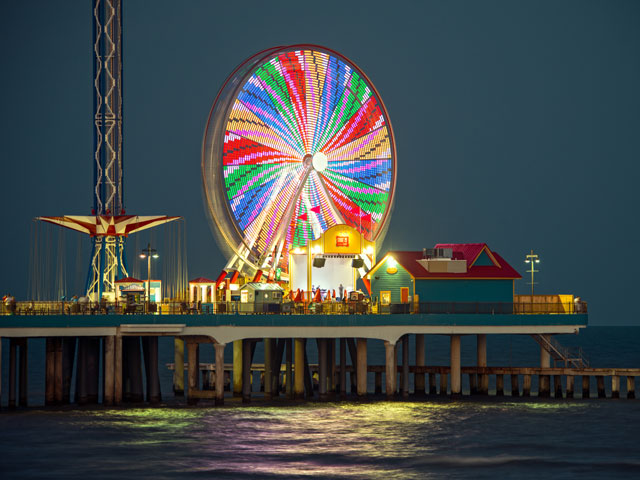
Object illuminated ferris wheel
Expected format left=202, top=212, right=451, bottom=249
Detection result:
left=202, top=45, right=396, bottom=276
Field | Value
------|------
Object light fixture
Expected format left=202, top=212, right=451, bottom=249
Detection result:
left=387, top=256, right=397, bottom=268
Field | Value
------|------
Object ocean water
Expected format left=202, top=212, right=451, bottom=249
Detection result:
left=1, top=327, right=640, bottom=479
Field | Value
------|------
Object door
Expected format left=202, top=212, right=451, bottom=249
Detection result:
left=401, top=287, right=409, bottom=304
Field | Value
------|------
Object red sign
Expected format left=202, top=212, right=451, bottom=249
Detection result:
left=336, top=235, right=349, bottom=247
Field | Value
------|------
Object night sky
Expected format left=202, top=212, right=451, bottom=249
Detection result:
left=1, top=1, right=639, bottom=325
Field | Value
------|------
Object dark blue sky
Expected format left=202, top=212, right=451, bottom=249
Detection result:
left=2, top=1, right=639, bottom=325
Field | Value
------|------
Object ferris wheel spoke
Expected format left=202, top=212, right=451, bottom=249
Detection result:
left=228, top=99, right=303, bottom=158
left=318, top=96, right=384, bottom=154
left=303, top=50, right=330, bottom=153
left=323, top=158, right=392, bottom=193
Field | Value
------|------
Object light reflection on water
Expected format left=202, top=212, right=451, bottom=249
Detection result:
left=1, top=400, right=639, bottom=479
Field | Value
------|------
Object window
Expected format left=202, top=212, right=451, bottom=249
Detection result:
left=381, top=291, right=391, bottom=306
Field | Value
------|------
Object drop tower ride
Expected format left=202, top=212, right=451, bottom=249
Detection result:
left=39, top=0, right=179, bottom=301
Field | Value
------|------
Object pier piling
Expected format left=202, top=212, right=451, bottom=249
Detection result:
left=597, top=376, right=605, bottom=399
left=566, top=375, right=575, bottom=398
left=496, top=374, right=504, bottom=396
left=554, top=375, right=563, bottom=398
left=339, top=338, right=347, bottom=396
left=242, top=339, right=252, bottom=403
left=384, top=341, right=395, bottom=398
left=9, top=339, right=17, bottom=408
left=264, top=338, right=273, bottom=399
left=611, top=375, right=619, bottom=399
left=294, top=338, right=305, bottom=399
left=539, top=336, right=551, bottom=397
left=233, top=340, right=242, bottom=397
left=511, top=374, right=520, bottom=396
left=627, top=376, right=635, bottom=399
left=582, top=375, right=590, bottom=398
left=104, top=336, right=115, bottom=406
left=523, top=374, right=531, bottom=396
left=318, top=339, right=328, bottom=399
left=187, top=341, right=199, bottom=405
left=214, top=343, right=225, bottom=405
left=356, top=338, right=367, bottom=397
left=477, top=334, right=488, bottom=394
left=173, top=338, right=184, bottom=396
left=401, top=335, right=409, bottom=398
left=450, top=335, right=461, bottom=396
left=415, top=334, right=425, bottom=395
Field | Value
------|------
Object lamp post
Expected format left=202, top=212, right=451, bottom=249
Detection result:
left=524, top=249, right=540, bottom=296
left=140, top=243, right=159, bottom=312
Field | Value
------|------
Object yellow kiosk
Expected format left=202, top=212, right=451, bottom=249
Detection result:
left=288, top=224, right=375, bottom=299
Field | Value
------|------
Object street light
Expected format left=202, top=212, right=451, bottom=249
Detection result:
left=524, top=249, right=540, bottom=296
left=140, top=243, right=159, bottom=311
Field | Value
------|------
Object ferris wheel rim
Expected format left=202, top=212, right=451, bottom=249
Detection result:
left=202, top=44, right=397, bottom=272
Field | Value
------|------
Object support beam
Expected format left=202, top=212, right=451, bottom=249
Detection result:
left=415, top=334, right=425, bottom=395
left=328, top=338, right=336, bottom=394
left=173, top=338, right=184, bottom=396
left=347, top=338, right=358, bottom=393
left=294, top=338, right=305, bottom=399
left=440, top=371, right=448, bottom=395
left=356, top=338, right=367, bottom=397
left=146, top=336, right=161, bottom=404
left=450, top=335, right=461, bottom=396
left=62, top=338, right=76, bottom=404
left=428, top=372, right=437, bottom=395
left=477, top=334, right=488, bottom=395
left=384, top=341, right=395, bottom=398
left=215, top=343, right=225, bottom=405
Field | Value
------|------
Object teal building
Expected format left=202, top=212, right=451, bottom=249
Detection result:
left=366, top=243, right=521, bottom=311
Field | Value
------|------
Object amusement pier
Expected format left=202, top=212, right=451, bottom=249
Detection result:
left=2, top=0, right=638, bottom=409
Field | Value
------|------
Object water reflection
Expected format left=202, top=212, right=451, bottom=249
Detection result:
left=1, top=400, right=638, bottom=479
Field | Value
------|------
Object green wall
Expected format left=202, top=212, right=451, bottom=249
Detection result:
left=370, top=257, right=413, bottom=303
left=415, top=279, right=513, bottom=303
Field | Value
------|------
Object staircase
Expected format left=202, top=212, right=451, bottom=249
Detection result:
left=531, top=334, right=589, bottom=369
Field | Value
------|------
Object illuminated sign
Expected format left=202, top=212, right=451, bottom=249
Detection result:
left=336, top=235, right=349, bottom=247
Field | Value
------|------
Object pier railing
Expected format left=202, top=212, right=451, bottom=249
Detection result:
left=2, top=299, right=587, bottom=316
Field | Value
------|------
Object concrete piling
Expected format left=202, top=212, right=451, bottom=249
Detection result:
left=103, top=336, right=115, bottom=406
left=523, top=374, right=531, bottom=396
left=415, top=334, right=425, bottom=395
left=328, top=339, right=336, bottom=394
left=582, top=375, right=590, bottom=398
left=477, top=334, right=488, bottom=395
left=62, top=338, right=76, bottom=404
left=9, top=339, right=17, bottom=408
left=440, top=371, right=448, bottom=395
left=511, top=374, right=519, bottom=396
left=469, top=373, right=477, bottom=395
left=339, top=338, right=347, bottom=396
left=539, top=336, right=551, bottom=397
left=611, top=375, right=619, bottom=399
left=450, top=335, right=461, bottom=396
left=264, top=338, right=273, bottom=399
left=45, top=338, right=55, bottom=405
left=294, top=338, right=305, bottom=399
left=18, top=338, right=28, bottom=407
left=566, top=375, right=574, bottom=398
left=596, top=376, right=605, bottom=399
left=347, top=339, right=358, bottom=393
left=114, top=335, right=122, bottom=404
left=384, top=340, right=395, bottom=398
left=144, top=336, right=161, bottom=404
left=554, top=375, right=563, bottom=398
left=173, top=338, right=184, bottom=396
left=242, top=339, right=253, bottom=403
left=375, top=371, right=382, bottom=394
left=401, top=335, right=409, bottom=398
left=627, top=376, right=635, bottom=399
left=233, top=339, right=242, bottom=397
left=318, top=339, right=328, bottom=400
left=123, top=336, right=144, bottom=403
left=187, top=341, right=199, bottom=405
left=428, top=372, right=437, bottom=394
left=214, top=343, right=225, bottom=405
left=356, top=338, right=367, bottom=397
left=286, top=338, right=293, bottom=398
left=496, top=374, right=504, bottom=396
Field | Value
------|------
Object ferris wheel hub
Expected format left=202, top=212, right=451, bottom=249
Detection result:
left=312, top=152, right=328, bottom=172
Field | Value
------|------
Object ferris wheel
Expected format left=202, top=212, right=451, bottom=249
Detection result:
left=202, top=45, right=396, bottom=276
